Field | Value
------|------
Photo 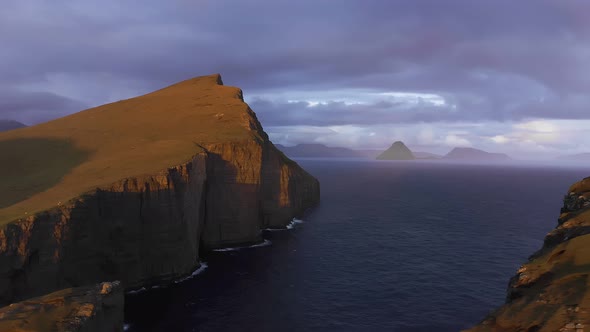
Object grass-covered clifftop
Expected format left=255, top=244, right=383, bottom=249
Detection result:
left=0, top=74, right=264, bottom=225
left=0, top=74, right=319, bottom=308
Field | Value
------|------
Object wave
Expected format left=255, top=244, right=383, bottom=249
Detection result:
left=126, top=262, right=209, bottom=294
left=126, top=287, right=147, bottom=295
left=264, top=218, right=305, bottom=231
left=174, top=262, right=209, bottom=283
left=287, top=218, right=304, bottom=229
left=212, top=239, right=272, bottom=252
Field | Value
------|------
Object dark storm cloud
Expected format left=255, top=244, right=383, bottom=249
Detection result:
left=0, top=0, right=589, bottom=125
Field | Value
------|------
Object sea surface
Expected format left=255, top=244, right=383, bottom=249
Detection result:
left=125, top=159, right=590, bottom=331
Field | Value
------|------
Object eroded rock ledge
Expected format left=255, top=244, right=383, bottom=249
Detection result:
left=0, top=281, right=123, bottom=332
left=467, top=177, right=590, bottom=332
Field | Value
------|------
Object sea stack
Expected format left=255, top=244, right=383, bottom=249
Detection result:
left=0, top=74, right=320, bottom=326
left=376, top=141, right=415, bottom=160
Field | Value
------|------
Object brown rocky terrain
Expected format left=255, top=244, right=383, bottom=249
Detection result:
left=467, top=177, right=590, bottom=332
left=0, top=281, right=123, bottom=332
left=0, top=74, right=319, bottom=329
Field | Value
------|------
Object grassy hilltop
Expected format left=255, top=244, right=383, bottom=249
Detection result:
left=0, top=74, right=261, bottom=225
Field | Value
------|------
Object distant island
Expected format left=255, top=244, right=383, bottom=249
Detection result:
left=560, top=153, right=590, bottom=161
left=443, top=147, right=511, bottom=161
left=276, top=143, right=380, bottom=159
left=276, top=143, right=365, bottom=158
left=0, top=120, right=26, bottom=132
left=376, top=141, right=415, bottom=160
left=277, top=141, right=512, bottom=163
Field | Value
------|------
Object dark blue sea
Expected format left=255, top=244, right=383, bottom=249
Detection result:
left=125, top=159, right=590, bottom=331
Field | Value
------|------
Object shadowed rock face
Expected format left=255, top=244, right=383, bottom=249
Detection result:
left=0, top=74, right=320, bottom=312
left=0, top=281, right=123, bottom=332
left=376, top=141, right=415, bottom=160
left=467, top=177, right=590, bottom=332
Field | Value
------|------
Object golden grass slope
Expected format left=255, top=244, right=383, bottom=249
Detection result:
left=0, top=74, right=262, bottom=225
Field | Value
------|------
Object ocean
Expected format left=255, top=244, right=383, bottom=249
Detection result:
left=125, top=159, right=590, bottom=331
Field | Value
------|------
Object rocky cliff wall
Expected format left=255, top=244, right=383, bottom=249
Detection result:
left=0, top=138, right=319, bottom=307
left=468, top=177, right=590, bottom=332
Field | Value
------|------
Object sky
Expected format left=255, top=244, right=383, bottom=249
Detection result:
left=1, top=0, right=590, bottom=158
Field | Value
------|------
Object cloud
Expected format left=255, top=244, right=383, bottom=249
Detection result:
left=0, top=87, right=86, bottom=124
left=1, top=0, right=590, bottom=156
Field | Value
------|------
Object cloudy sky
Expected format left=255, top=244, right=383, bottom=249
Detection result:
left=2, top=0, right=590, bottom=158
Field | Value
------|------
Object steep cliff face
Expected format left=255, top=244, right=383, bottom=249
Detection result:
left=0, top=281, right=123, bottom=332
left=0, top=74, right=320, bottom=308
left=468, top=177, right=590, bottom=332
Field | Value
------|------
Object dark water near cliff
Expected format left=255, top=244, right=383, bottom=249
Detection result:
left=125, top=160, right=590, bottom=331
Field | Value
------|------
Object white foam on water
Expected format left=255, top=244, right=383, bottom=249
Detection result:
left=126, top=287, right=147, bottom=295
left=264, top=218, right=305, bottom=231
left=212, top=239, right=272, bottom=252
left=174, top=262, right=209, bottom=284
left=126, top=262, right=209, bottom=293
left=286, top=218, right=304, bottom=229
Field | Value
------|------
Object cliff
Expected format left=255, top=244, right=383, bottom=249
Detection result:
left=376, top=141, right=415, bottom=160
left=0, top=281, right=123, bottom=332
left=467, top=177, right=590, bottom=332
left=0, top=74, right=319, bottom=313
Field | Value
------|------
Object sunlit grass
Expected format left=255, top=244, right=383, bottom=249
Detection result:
left=0, top=74, right=261, bottom=225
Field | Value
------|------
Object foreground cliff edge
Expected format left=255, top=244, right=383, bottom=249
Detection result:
left=468, top=177, right=590, bottom=332
left=0, top=74, right=319, bottom=329
left=0, top=282, right=123, bottom=332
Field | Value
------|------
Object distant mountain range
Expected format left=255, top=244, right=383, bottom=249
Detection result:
left=275, top=144, right=379, bottom=158
left=276, top=142, right=511, bottom=162
left=0, top=120, right=26, bottom=132
left=413, top=151, right=443, bottom=159
left=443, top=147, right=511, bottom=161
left=560, top=153, right=590, bottom=161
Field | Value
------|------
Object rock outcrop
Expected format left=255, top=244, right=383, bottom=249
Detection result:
left=467, top=177, right=590, bottom=332
left=0, top=74, right=319, bottom=325
left=376, top=141, right=415, bottom=160
left=0, top=281, right=123, bottom=332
